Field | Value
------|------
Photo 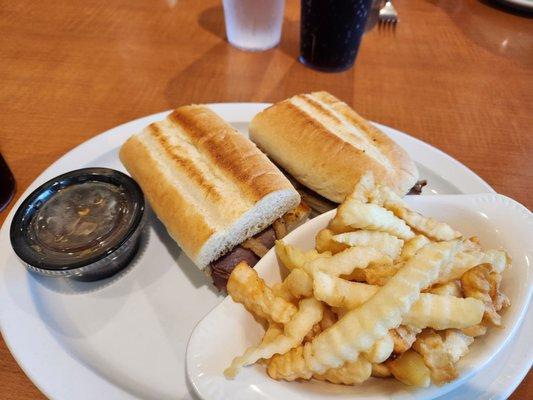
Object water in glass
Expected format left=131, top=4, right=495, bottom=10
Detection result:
left=223, top=0, right=285, bottom=51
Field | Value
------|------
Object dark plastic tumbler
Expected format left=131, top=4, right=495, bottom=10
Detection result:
left=300, top=0, right=372, bottom=72
left=0, top=154, right=15, bottom=212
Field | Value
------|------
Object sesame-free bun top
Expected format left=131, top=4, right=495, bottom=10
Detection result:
left=249, top=91, right=419, bottom=203
left=120, top=105, right=300, bottom=269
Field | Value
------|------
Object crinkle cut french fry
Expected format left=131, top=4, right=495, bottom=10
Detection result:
left=363, top=263, right=400, bottom=286
left=252, top=323, right=284, bottom=366
left=403, top=293, right=484, bottom=330
left=268, top=241, right=457, bottom=379
left=373, top=186, right=461, bottom=241
left=227, top=262, right=298, bottom=324
left=387, top=205, right=461, bottom=241
left=304, top=322, right=323, bottom=343
left=442, top=329, right=474, bottom=363
left=285, top=268, right=313, bottom=299
left=345, top=171, right=376, bottom=203
left=304, top=307, right=339, bottom=343
left=436, top=249, right=484, bottom=284
left=488, top=271, right=511, bottom=312
left=482, top=249, right=510, bottom=273
left=362, top=333, right=394, bottom=363
left=412, top=328, right=472, bottom=384
left=328, top=215, right=353, bottom=234
left=460, top=324, right=487, bottom=337
left=427, top=280, right=463, bottom=297
left=332, top=230, right=404, bottom=260
left=340, top=268, right=369, bottom=282
left=330, top=200, right=415, bottom=240
left=387, top=349, right=431, bottom=387
left=287, top=246, right=388, bottom=302
left=284, top=249, right=391, bottom=302
left=313, top=357, right=372, bottom=385
left=461, top=264, right=510, bottom=326
left=391, top=325, right=421, bottom=354
left=275, top=240, right=331, bottom=271
left=320, top=306, right=338, bottom=331
left=412, top=329, right=457, bottom=384
left=371, top=362, right=392, bottom=378
left=271, top=282, right=296, bottom=303
left=332, top=307, right=348, bottom=319
left=303, top=246, right=391, bottom=277
left=262, top=323, right=284, bottom=344
left=267, top=346, right=313, bottom=381
left=313, top=271, right=378, bottom=308
left=224, top=297, right=324, bottom=378
left=436, top=241, right=510, bottom=284
left=315, top=228, right=349, bottom=254
left=313, top=271, right=483, bottom=330
left=369, top=184, right=409, bottom=208
left=399, top=235, right=430, bottom=262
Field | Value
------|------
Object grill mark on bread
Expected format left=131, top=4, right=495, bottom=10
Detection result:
left=141, top=126, right=229, bottom=231
left=170, top=107, right=290, bottom=201
left=327, top=102, right=388, bottom=147
left=148, top=124, right=223, bottom=203
left=282, top=101, right=344, bottom=187
left=304, top=94, right=393, bottom=170
left=313, top=91, right=418, bottom=185
left=285, top=101, right=331, bottom=139
left=162, top=114, right=255, bottom=213
left=170, top=110, right=259, bottom=198
left=291, top=94, right=394, bottom=172
left=299, top=94, right=346, bottom=127
left=303, top=94, right=380, bottom=145
left=119, top=135, right=215, bottom=258
left=143, top=121, right=256, bottom=230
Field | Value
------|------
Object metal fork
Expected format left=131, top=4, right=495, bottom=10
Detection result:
left=378, top=1, right=398, bottom=25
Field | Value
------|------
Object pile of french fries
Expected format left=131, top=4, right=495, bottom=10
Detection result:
left=223, top=172, right=510, bottom=388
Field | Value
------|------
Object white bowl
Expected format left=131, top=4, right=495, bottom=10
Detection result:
left=186, top=193, right=533, bottom=400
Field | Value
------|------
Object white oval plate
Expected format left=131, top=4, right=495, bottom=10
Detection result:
left=0, top=103, right=529, bottom=400
left=187, top=194, right=533, bottom=400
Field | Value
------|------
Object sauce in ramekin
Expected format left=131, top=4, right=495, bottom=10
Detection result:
left=10, top=168, right=145, bottom=281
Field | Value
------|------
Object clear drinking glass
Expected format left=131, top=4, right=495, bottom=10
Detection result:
left=222, top=0, right=286, bottom=51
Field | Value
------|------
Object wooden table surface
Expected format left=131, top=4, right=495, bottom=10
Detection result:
left=0, top=0, right=531, bottom=398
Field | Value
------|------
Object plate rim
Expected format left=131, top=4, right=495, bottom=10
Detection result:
left=0, top=102, right=516, bottom=400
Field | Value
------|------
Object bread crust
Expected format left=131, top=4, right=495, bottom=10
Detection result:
left=249, top=92, right=419, bottom=202
left=120, top=134, right=214, bottom=259
left=120, top=105, right=299, bottom=267
left=169, top=106, right=293, bottom=202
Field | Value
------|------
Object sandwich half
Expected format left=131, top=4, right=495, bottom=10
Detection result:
left=249, top=91, right=419, bottom=204
left=120, top=105, right=301, bottom=289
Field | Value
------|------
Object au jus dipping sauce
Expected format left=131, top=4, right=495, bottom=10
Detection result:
left=10, top=168, right=145, bottom=281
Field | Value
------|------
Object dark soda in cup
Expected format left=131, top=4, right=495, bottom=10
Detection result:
left=0, top=154, right=15, bottom=212
left=300, top=0, right=372, bottom=72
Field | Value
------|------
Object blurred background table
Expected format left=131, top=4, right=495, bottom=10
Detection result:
left=0, top=0, right=531, bottom=398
